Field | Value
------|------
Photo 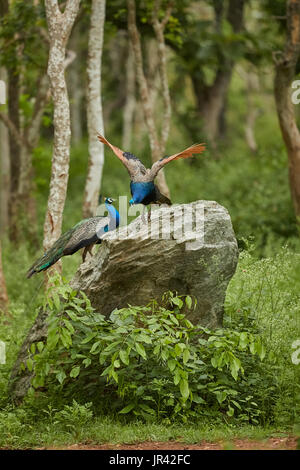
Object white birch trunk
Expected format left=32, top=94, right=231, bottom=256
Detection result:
left=43, top=0, right=81, bottom=266
left=83, top=0, right=106, bottom=218
left=122, top=41, right=136, bottom=150
left=0, top=68, right=10, bottom=237
left=127, top=0, right=171, bottom=199
left=69, top=26, right=83, bottom=144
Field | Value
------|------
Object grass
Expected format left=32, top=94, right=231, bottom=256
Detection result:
left=0, top=416, right=293, bottom=449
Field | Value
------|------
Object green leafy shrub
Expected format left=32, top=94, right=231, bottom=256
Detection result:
left=26, top=276, right=266, bottom=423
left=50, top=400, right=93, bottom=437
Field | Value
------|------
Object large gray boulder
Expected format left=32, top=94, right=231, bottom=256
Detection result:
left=71, top=200, right=239, bottom=328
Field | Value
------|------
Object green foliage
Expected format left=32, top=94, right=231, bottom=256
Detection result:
left=226, top=247, right=300, bottom=425
left=50, top=400, right=93, bottom=436
left=0, top=0, right=47, bottom=72
left=26, top=277, right=266, bottom=423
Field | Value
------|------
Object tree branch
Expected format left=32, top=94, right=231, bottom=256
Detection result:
left=161, top=3, right=173, bottom=30
left=61, top=0, right=82, bottom=40
left=45, top=0, right=81, bottom=42
left=0, top=45, right=74, bottom=153
left=152, top=0, right=173, bottom=149
left=27, top=72, right=51, bottom=149
left=36, top=26, right=50, bottom=45
left=127, top=0, right=159, bottom=155
left=127, top=0, right=170, bottom=197
left=44, top=0, right=61, bottom=24
left=0, top=111, right=28, bottom=149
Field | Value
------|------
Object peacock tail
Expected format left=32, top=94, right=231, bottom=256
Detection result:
left=27, top=218, right=112, bottom=278
left=26, top=221, right=86, bottom=278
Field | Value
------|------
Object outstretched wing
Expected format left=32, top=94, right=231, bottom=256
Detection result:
left=97, top=134, right=147, bottom=179
left=149, top=143, right=206, bottom=179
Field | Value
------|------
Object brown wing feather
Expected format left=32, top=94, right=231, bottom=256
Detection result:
left=149, top=143, right=206, bottom=179
left=97, top=134, right=147, bottom=179
left=97, top=134, right=129, bottom=168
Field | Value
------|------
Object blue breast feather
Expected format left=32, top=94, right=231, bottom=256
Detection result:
left=105, top=202, right=120, bottom=229
left=130, top=181, right=156, bottom=204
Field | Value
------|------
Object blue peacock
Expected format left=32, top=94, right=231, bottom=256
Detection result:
left=97, top=134, right=206, bottom=208
left=27, top=197, right=120, bottom=278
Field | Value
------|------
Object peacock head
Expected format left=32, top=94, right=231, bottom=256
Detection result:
left=104, top=197, right=116, bottom=205
left=129, top=198, right=134, bottom=206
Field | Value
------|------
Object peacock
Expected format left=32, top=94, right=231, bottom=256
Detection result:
left=27, top=197, right=120, bottom=278
left=97, top=134, right=206, bottom=210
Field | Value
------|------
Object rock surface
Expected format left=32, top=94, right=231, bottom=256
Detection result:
left=71, top=200, right=239, bottom=328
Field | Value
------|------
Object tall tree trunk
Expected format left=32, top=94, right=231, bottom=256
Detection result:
left=192, top=0, right=246, bottom=144
left=7, top=67, right=21, bottom=243
left=146, top=38, right=160, bottom=112
left=103, top=31, right=127, bottom=124
left=274, top=0, right=300, bottom=220
left=193, top=68, right=233, bottom=143
left=0, top=0, right=9, bottom=239
left=0, top=241, right=8, bottom=314
left=122, top=40, right=136, bottom=150
left=0, top=69, right=52, bottom=247
left=237, top=65, right=260, bottom=153
left=0, top=0, right=17, bottom=242
left=43, top=0, right=81, bottom=280
left=0, top=1, right=50, bottom=245
left=18, top=72, right=50, bottom=247
left=127, top=0, right=171, bottom=199
left=69, top=25, right=83, bottom=144
left=82, top=0, right=106, bottom=219
left=0, top=21, right=75, bottom=250
left=0, top=68, right=10, bottom=238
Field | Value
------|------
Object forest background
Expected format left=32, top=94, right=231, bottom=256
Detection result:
left=0, top=0, right=299, bottom=449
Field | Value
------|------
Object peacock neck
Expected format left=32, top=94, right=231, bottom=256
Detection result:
left=105, top=202, right=120, bottom=228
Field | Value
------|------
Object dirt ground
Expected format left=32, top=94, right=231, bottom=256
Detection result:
left=38, top=436, right=298, bottom=450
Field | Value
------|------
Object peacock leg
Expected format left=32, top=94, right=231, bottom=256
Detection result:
left=82, top=244, right=94, bottom=263
left=147, top=207, right=151, bottom=222
left=82, top=246, right=89, bottom=263
left=87, top=244, right=94, bottom=257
